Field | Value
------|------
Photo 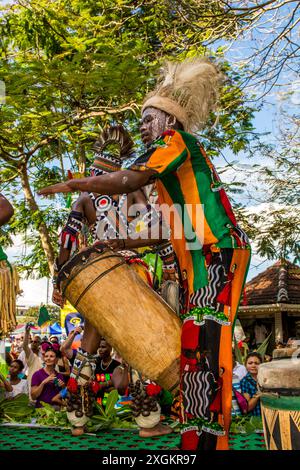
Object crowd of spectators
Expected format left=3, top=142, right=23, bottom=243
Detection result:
left=2, top=321, right=299, bottom=421
left=0, top=323, right=122, bottom=410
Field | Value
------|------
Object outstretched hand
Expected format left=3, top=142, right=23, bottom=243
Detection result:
left=38, top=182, right=72, bottom=196
left=52, top=288, right=65, bottom=308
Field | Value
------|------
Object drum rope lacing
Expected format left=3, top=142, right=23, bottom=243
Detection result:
left=59, top=243, right=167, bottom=307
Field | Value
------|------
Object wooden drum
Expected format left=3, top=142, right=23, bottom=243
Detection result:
left=58, top=245, right=181, bottom=393
left=258, top=351, right=300, bottom=450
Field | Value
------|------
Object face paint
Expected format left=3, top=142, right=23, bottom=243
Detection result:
left=140, top=107, right=169, bottom=145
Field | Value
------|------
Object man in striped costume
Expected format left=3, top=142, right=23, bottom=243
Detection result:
left=40, top=58, right=251, bottom=450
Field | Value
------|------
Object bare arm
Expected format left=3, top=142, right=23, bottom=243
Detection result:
left=73, top=192, right=97, bottom=226
left=0, top=373, right=13, bottom=392
left=0, top=194, right=14, bottom=226
left=244, top=392, right=261, bottom=412
left=59, top=357, right=71, bottom=377
left=31, top=374, right=55, bottom=399
left=22, top=326, right=31, bottom=359
left=51, top=393, right=64, bottom=406
left=112, top=365, right=129, bottom=395
left=38, top=170, right=156, bottom=196
left=60, top=328, right=81, bottom=360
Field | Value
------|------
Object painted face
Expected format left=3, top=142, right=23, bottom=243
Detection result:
left=246, top=357, right=261, bottom=375
left=140, top=107, right=169, bottom=145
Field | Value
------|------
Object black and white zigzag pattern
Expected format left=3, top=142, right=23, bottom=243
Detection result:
left=190, top=260, right=223, bottom=308
left=234, top=225, right=249, bottom=245
left=183, top=371, right=214, bottom=419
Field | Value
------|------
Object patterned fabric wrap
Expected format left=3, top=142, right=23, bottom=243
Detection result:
left=71, top=347, right=97, bottom=383
left=123, top=128, right=251, bottom=450
left=67, top=348, right=98, bottom=429
left=125, top=129, right=250, bottom=294
left=128, top=203, right=160, bottom=236
left=180, top=248, right=234, bottom=450
left=188, top=250, right=232, bottom=326
left=59, top=211, right=84, bottom=257
left=182, top=370, right=217, bottom=420
left=89, top=192, right=127, bottom=242
left=157, top=241, right=177, bottom=277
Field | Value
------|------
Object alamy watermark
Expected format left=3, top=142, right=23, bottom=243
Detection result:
left=95, top=198, right=205, bottom=250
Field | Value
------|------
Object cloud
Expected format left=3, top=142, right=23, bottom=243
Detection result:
left=17, top=277, right=51, bottom=307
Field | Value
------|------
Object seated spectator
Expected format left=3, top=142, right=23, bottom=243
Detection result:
left=31, top=347, right=65, bottom=408
left=95, top=338, right=120, bottom=403
left=0, top=360, right=28, bottom=398
left=240, top=352, right=263, bottom=416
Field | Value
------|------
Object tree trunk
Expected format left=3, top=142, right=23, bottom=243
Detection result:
left=78, top=141, right=86, bottom=174
left=19, top=165, right=55, bottom=275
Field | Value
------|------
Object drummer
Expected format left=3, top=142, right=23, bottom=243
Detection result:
left=39, top=57, right=251, bottom=450
left=52, top=126, right=174, bottom=436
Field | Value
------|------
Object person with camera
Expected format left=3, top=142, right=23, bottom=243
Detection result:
left=31, top=347, right=65, bottom=408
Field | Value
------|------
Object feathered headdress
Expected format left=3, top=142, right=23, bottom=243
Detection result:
left=91, top=125, right=135, bottom=174
left=142, top=57, right=223, bottom=133
left=93, top=125, right=134, bottom=160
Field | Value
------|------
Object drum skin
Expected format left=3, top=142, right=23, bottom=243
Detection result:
left=58, top=247, right=181, bottom=393
left=258, top=358, right=300, bottom=450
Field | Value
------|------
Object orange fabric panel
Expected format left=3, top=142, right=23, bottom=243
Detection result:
left=156, top=179, right=195, bottom=291
left=217, top=248, right=251, bottom=450
left=177, top=150, right=218, bottom=246
left=145, top=131, right=187, bottom=174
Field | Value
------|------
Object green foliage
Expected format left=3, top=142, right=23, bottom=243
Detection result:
left=0, top=393, right=34, bottom=422
left=256, top=333, right=272, bottom=359
left=34, top=401, right=70, bottom=427
left=244, top=107, right=300, bottom=264
left=230, top=415, right=263, bottom=435
left=0, top=1, right=258, bottom=276
left=21, top=304, right=60, bottom=324
left=234, top=337, right=244, bottom=365
left=86, top=389, right=137, bottom=432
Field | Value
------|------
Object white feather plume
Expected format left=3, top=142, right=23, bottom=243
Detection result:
left=144, top=57, right=223, bottom=132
